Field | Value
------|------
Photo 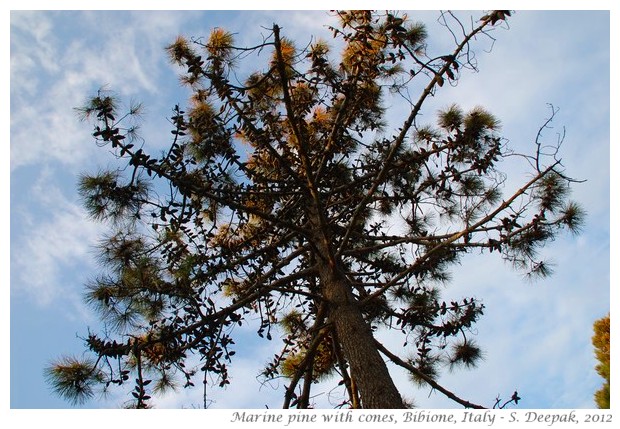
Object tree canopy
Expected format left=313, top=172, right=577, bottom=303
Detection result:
left=46, top=10, right=584, bottom=409
left=592, top=314, right=610, bottom=409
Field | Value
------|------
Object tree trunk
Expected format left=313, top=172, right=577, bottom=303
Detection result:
left=306, top=199, right=403, bottom=408
left=317, top=258, right=404, bottom=408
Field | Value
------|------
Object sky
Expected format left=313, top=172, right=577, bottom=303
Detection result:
left=4, top=0, right=616, bottom=422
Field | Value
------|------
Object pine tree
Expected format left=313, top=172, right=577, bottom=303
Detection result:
left=46, top=10, right=584, bottom=409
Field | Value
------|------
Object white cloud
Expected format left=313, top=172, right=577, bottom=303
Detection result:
left=11, top=167, right=103, bottom=308
left=10, top=11, right=60, bottom=77
left=10, top=11, right=194, bottom=171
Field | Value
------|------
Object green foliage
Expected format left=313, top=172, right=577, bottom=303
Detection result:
left=449, top=340, right=484, bottom=370
left=44, top=356, right=103, bottom=405
left=78, top=171, right=149, bottom=223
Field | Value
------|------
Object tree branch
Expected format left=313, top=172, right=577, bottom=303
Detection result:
left=374, top=339, right=485, bottom=409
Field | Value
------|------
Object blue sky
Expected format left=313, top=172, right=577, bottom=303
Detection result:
left=5, top=0, right=615, bottom=418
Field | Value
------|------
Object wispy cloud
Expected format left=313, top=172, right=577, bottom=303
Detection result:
left=10, top=11, right=195, bottom=171
left=11, top=167, right=103, bottom=308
